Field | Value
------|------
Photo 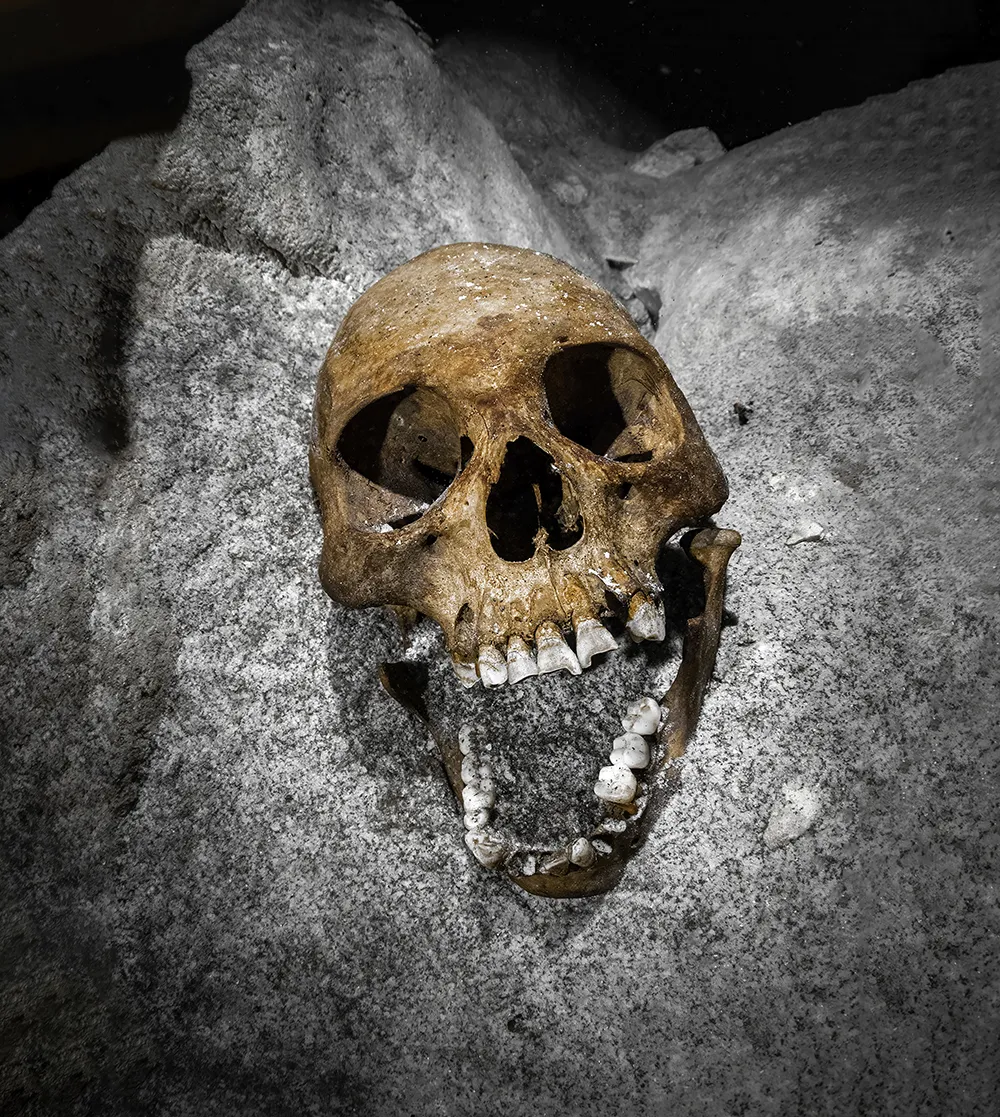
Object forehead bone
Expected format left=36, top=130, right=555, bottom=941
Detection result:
left=331, top=242, right=639, bottom=365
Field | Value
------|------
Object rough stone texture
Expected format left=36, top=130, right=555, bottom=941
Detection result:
left=1, top=0, right=998, bottom=1112
left=630, top=125, right=727, bottom=178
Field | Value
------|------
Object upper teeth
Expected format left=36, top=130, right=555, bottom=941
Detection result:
left=626, top=594, right=666, bottom=643
left=450, top=597, right=666, bottom=688
left=478, top=644, right=508, bottom=688
left=506, top=635, right=538, bottom=684
left=535, top=621, right=582, bottom=676
left=574, top=617, right=618, bottom=668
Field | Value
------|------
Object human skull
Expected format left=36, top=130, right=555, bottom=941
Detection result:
left=310, top=242, right=728, bottom=672
left=310, top=242, right=737, bottom=896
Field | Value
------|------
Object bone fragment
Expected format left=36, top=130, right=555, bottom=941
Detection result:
left=621, top=696, right=661, bottom=736
left=626, top=594, right=666, bottom=642
left=594, top=764, right=638, bottom=804
left=462, top=783, right=495, bottom=812
left=596, top=818, right=627, bottom=834
left=785, top=520, right=824, bottom=545
left=464, top=808, right=491, bottom=831
left=569, top=837, right=596, bottom=867
left=452, top=660, right=479, bottom=687
left=610, top=732, right=650, bottom=769
left=506, top=635, right=539, bottom=684
left=477, top=645, right=508, bottom=688
left=464, top=831, right=507, bottom=868
left=539, top=850, right=570, bottom=875
left=535, top=621, right=582, bottom=676
left=574, top=617, right=618, bottom=668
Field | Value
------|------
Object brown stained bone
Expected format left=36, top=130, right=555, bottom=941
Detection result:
left=378, top=529, right=741, bottom=899
left=509, top=527, right=741, bottom=898
left=309, top=242, right=728, bottom=663
left=319, top=242, right=738, bottom=898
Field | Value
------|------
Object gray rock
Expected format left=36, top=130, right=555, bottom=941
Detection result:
left=2, top=0, right=999, bottom=1110
left=630, top=125, right=727, bottom=178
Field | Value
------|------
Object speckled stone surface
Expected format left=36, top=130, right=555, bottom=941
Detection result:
left=2, top=0, right=998, bottom=1112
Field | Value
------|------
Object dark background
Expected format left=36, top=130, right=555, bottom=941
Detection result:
left=1, top=0, right=997, bottom=236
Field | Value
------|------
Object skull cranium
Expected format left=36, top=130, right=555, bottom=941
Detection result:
left=310, top=242, right=739, bottom=896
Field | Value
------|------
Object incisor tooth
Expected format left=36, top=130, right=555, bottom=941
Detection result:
left=464, top=831, right=507, bottom=867
left=574, top=617, right=618, bottom=668
left=610, top=732, right=650, bottom=768
left=621, top=696, right=661, bottom=736
left=535, top=621, right=582, bottom=676
left=452, top=660, right=479, bottom=687
left=569, top=837, right=596, bottom=867
left=594, top=764, right=638, bottom=804
left=506, top=635, right=539, bottom=684
left=478, top=645, right=508, bottom=688
left=626, top=594, right=666, bottom=642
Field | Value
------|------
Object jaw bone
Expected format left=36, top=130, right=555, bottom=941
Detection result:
left=379, top=527, right=741, bottom=899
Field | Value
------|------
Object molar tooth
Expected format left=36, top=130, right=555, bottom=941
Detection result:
left=569, top=837, right=596, bottom=867
left=535, top=621, right=582, bottom=676
left=461, top=755, right=479, bottom=784
left=464, top=808, right=491, bottom=831
left=506, top=635, right=539, bottom=684
left=621, top=696, right=662, bottom=736
left=574, top=617, right=618, bottom=668
left=477, top=645, right=508, bottom=688
left=594, top=763, right=638, bottom=804
left=626, top=593, right=666, bottom=643
left=464, top=831, right=507, bottom=868
left=462, top=783, right=495, bottom=812
left=610, top=732, right=650, bottom=769
left=452, top=660, right=479, bottom=687
left=592, top=838, right=613, bottom=855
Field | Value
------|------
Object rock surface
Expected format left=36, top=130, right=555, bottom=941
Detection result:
left=2, top=1, right=998, bottom=1114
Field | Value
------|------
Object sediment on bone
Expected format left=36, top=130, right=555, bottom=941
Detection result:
left=430, top=640, right=658, bottom=848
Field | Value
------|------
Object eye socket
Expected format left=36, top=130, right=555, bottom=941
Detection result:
left=336, top=386, right=469, bottom=529
left=542, top=343, right=666, bottom=460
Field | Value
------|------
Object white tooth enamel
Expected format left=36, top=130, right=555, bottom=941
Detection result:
left=506, top=635, right=539, bottom=683
left=461, top=755, right=479, bottom=784
left=594, top=763, right=638, bottom=804
left=464, top=808, right=491, bottom=831
left=462, top=783, right=495, bottom=812
left=610, top=732, right=650, bottom=768
left=477, top=645, right=508, bottom=687
left=464, top=830, right=507, bottom=867
left=626, top=597, right=666, bottom=642
left=592, top=838, right=613, bottom=855
left=574, top=617, right=618, bottom=668
left=535, top=623, right=582, bottom=676
left=569, top=837, right=596, bottom=867
left=522, top=853, right=537, bottom=876
left=458, top=723, right=474, bottom=755
left=621, top=696, right=661, bottom=736
left=453, top=660, right=479, bottom=687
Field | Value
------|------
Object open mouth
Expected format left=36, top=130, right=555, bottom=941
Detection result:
left=380, top=527, right=740, bottom=898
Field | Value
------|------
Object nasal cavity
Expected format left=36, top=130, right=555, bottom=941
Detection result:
left=485, top=437, right=584, bottom=561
